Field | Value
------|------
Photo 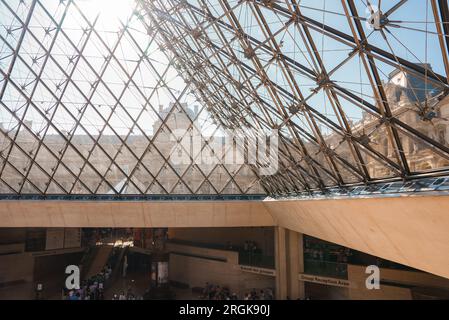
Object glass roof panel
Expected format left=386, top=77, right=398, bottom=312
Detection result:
left=1, top=0, right=449, bottom=196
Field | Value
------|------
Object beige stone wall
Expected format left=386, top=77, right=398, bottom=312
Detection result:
left=2, top=194, right=449, bottom=285
left=167, top=243, right=274, bottom=295
left=347, top=265, right=412, bottom=300
left=169, top=227, right=274, bottom=256
left=167, top=242, right=239, bottom=264
left=304, top=282, right=350, bottom=300
left=349, top=283, right=412, bottom=300
left=0, top=200, right=275, bottom=228
left=264, top=195, right=449, bottom=280
left=346, top=264, right=449, bottom=300
left=299, top=265, right=449, bottom=300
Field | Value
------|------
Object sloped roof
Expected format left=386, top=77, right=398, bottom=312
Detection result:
left=0, top=0, right=449, bottom=196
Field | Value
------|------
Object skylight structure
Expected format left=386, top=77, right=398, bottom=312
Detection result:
left=1, top=0, right=449, bottom=196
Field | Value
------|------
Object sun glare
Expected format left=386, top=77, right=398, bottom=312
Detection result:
left=86, top=0, right=135, bottom=24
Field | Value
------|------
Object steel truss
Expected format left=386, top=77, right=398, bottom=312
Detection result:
left=0, top=0, right=449, bottom=197
left=141, top=0, right=449, bottom=195
left=0, top=0, right=263, bottom=196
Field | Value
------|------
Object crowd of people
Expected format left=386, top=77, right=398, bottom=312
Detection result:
left=201, top=283, right=237, bottom=300
left=242, top=288, right=274, bottom=300
left=111, top=289, right=142, bottom=300
left=64, top=265, right=112, bottom=300
left=64, top=245, right=122, bottom=300
left=201, top=282, right=274, bottom=300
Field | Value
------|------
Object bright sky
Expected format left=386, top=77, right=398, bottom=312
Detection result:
left=0, top=0, right=446, bottom=139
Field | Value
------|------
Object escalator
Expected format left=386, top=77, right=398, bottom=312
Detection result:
left=107, top=246, right=128, bottom=285
left=79, top=246, right=98, bottom=281
left=82, top=245, right=113, bottom=280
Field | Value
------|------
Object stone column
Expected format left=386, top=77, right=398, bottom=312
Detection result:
left=287, top=230, right=305, bottom=299
left=275, top=226, right=287, bottom=300
left=298, top=232, right=305, bottom=299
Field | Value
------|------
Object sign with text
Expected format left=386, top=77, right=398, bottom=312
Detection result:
left=239, top=265, right=276, bottom=277
left=299, top=273, right=353, bottom=288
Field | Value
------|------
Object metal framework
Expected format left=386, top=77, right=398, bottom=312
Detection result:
left=1, top=0, right=449, bottom=197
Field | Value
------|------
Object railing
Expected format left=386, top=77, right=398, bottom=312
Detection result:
left=167, top=239, right=238, bottom=252
left=0, top=194, right=267, bottom=201
left=304, top=259, right=348, bottom=279
left=167, top=239, right=276, bottom=269
left=270, top=175, right=449, bottom=200
left=238, top=256, right=347, bottom=276
left=106, top=246, right=128, bottom=287
left=80, top=246, right=98, bottom=281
